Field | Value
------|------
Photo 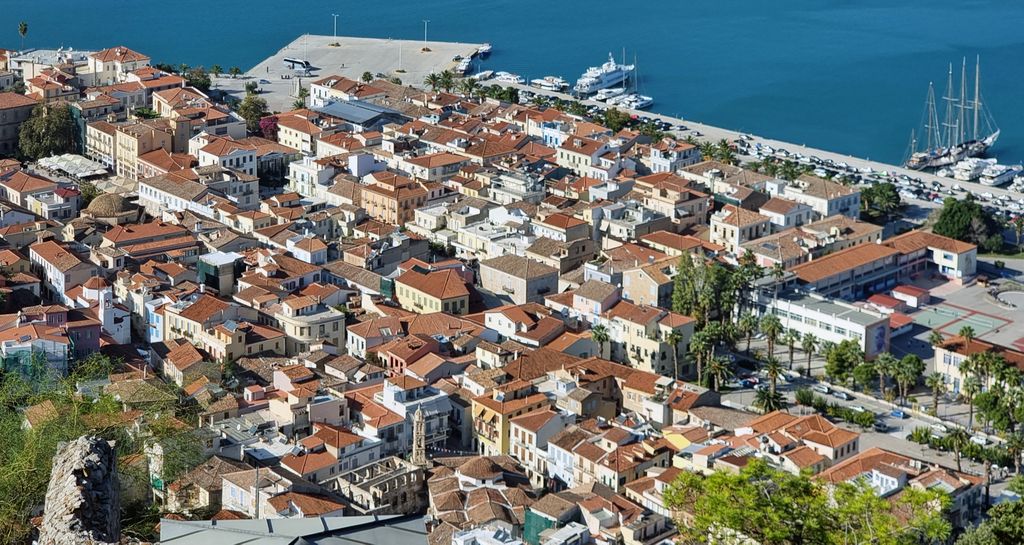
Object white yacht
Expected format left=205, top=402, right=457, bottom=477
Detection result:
left=621, top=94, right=653, bottom=109
left=594, top=87, right=627, bottom=101
left=493, top=72, right=524, bottom=84
left=471, top=70, right=494, bottom=81
left=529, top=76, right=568, bottom=92
left=573, top=53, right=635, bottom=95
left=476, top=43, right=492, bottom=57
left=952, top=157, right=997, bottom=181
left=979, top=164, right=1021, bottom=186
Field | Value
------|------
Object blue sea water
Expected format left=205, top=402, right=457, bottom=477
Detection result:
left=9, top=0, right=1024, bottom=165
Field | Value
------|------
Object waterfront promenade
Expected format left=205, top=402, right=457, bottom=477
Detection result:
left=492, top=82, right=1024, bottom=207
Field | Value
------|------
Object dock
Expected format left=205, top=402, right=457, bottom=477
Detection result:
left=216, top=34, right=484, bottom=111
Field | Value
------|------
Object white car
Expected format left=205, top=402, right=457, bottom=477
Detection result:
left=971, top=435, right=991, bottom=446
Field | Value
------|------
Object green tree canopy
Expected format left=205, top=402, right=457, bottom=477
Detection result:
left=824, top=339, right=864, bottom=384
left=933, top=196, right=1003, bottom=252
left=18, top=103, right=77, bottom=160
left=603, top=108, right=631, bottom=132
left=664, top=458, right=951, bottom=545
left=237, top=95, right=269, bottom=134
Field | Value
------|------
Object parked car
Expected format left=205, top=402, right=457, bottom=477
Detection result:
left=849, top=405, right=867, bottom=413
left=890, top=409, right=908, bottom=419
left=971, top=435, right=991, bottom=446
left=873, top=422, right=890, bottom=433
left=832, top=391, right=853, bottom=401
left=812, top=384, right=831, bottom=395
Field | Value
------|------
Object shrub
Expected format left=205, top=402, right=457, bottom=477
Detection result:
left=794, top=387, right=815, bottom=406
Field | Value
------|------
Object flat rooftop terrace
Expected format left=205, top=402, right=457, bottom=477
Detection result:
left=217, top=34, right=484, bottom=111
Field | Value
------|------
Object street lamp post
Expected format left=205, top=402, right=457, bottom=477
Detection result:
left=332, top=14, right=339, bottom=38
left=423, top=20, right=430, bottom=45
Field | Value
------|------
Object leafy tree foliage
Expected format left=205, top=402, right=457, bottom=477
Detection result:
left=237, top=95, right=269, bottom=134
left=184, top=66, right=212, bottom=93
left=955, top=501, right=1024, bottom=545
left=933, top=196, right=1003, bottom=252
left=664, top=459, right=951, bottom=545
left=603, top=108, right=630, bottom=132
left=824, top=339, right=863, bottom=384
left=18, top=103, right=77, bottom=160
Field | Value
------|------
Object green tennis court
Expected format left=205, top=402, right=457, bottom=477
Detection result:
left=912, top=303, right=1009, bottom=337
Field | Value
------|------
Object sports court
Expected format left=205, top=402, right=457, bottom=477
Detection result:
left=912, top=302, right=1010, bottom=338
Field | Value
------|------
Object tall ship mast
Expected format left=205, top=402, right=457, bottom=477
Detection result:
left=905, top=56, right=999, bottom=170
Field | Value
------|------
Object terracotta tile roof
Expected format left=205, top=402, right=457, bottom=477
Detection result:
left=267, top=491, right=345, bottom=516
left=177, top=294, right=230, bottom=323
left=510, top=409, right=560, bottom=433
left=539, top=212, right=586, bottom=230
left=783, top=414, right=859, bottom=449
left=166, top=341, right=204, bottom=372
left=103, top=221, right=186, bottom=245
left=715, top=204, right=770, bottom=227
left=396, top=268, right=469, bottom=300
left=312, top=423, right=365, bottom=449
left=940, top=335, right=1024, bottom=371
left=29, top=241, right=85, bottom=272
left=604, top=300, right=664, bottom=326
left=480, top=254, right=557, bottom=280
left=790, top=243, right=900, bottom=283
left=90, top=46, right=150, bottom=63
left=884, top=230, right=976, bottom=255
left=1, top=170, right=56, bottom=193
left=281, top=449, right=336, bottom=476
left=760, top=197, right=805, bottom=215
left=0, top=92, right=37, bottom=110
left=639, top=230, right=703, bottom=252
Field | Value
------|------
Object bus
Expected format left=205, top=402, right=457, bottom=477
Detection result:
left=282, top=58, right=311, bottom=71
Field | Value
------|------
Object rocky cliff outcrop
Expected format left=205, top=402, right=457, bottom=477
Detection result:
left=38, top=436, right=121, bottom=545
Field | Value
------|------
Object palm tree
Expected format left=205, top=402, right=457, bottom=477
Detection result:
left=801, top=333, right=818, bottom=377
left=762, top=355, right=785, bottom=395
left=18, top=21, right=28, bottom=51
left=925, top=372, right=946, bottom=416
left=771, top=262, right=786, bottom=302
left=738, top=312, right=757, bottom=354
left=438, top=70, right=456, bottom=93
left=783, top=330, right=799, bottom=370
left=754, top=388, right=786, bottom=414
left=292, top=98, right=306, bottom=110
left=929, top=330, right=946, bottom=348
left=229, top=66, right=242, bottom=78
left=665, top=330, right=684, bottom=379
left=1005, top=432, right=1024, bottom=475
left=424, top=72, right=442, bottom=92
left=590, top=324, right=609, bottom=360
left=361, top=71, right=373, bottom=83
left=210, top=65, right=222, bottom=78
left=458, top=78, right=479, bottom=98
left=1014, top=216, right=1024, bottom=251
left=959, top=325, right=976, bottom=345
left=760, top=313, right=782, bottom=356
left=947, top=427, right=971, bottom=472
left=874, top=353, right=898, bottom=399
left=706, top=356, right=733, bottom=392
left=689, top=330, right=712, bottom=387
left=963, top=376, right=981, bottom=430
left=698, top=141, right=715, bottom=161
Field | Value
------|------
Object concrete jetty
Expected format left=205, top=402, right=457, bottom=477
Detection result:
left=216, top=34, right=483, bottom=111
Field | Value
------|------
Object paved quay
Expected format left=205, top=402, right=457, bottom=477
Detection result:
left=216, top=34, right=483, bottom=111
left=492, top=82, right=1024, bottom=204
